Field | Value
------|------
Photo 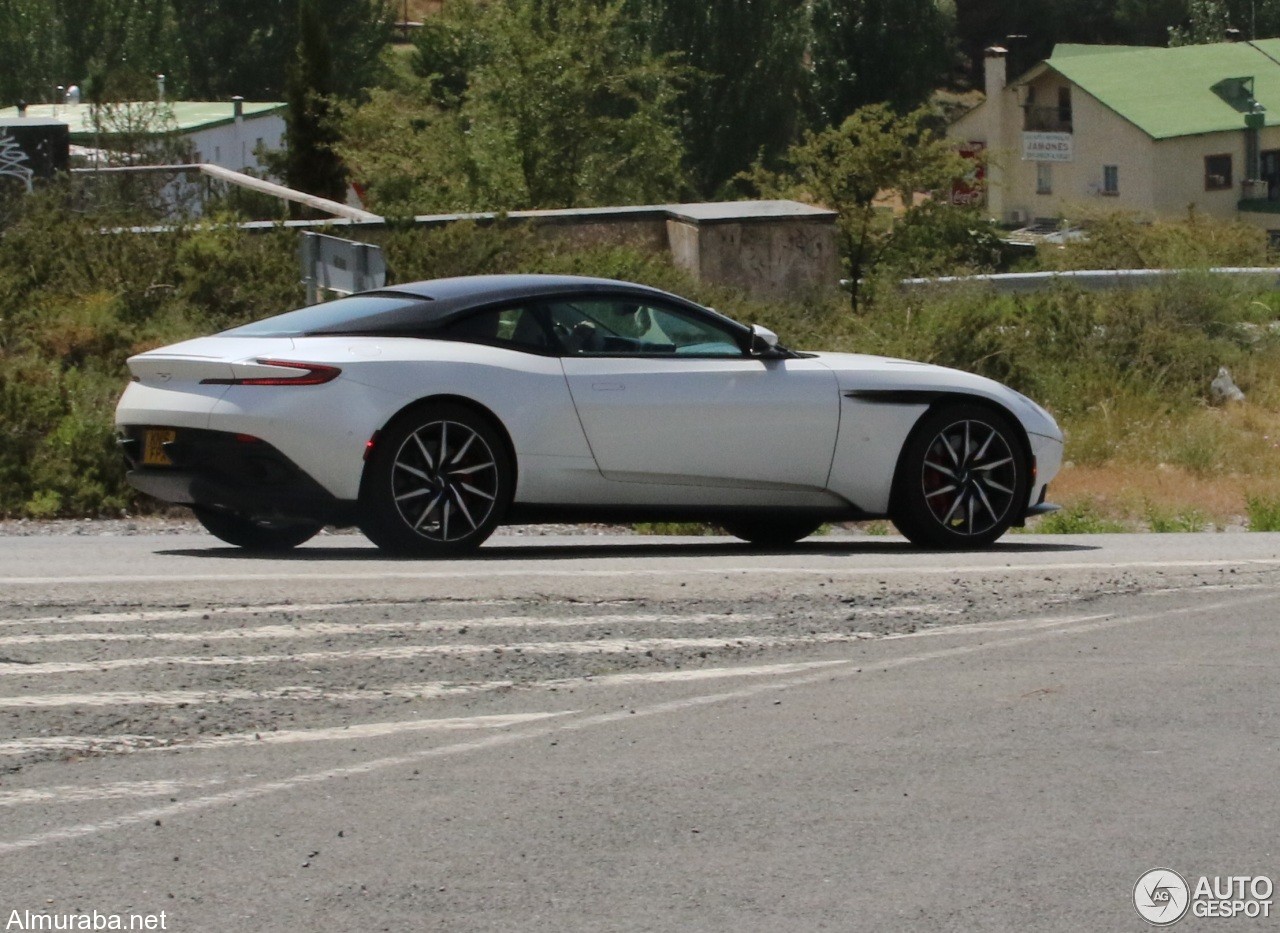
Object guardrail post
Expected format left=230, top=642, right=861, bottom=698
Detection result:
left=299, top=232, right=319, bottom=305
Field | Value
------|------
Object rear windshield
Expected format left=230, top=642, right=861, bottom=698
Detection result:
left=221, top=293, right=443, bottom=338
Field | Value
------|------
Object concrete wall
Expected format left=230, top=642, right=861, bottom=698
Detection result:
left=399, top=201, right=842, bottom=300
left=236, top=196, right=840, bottom=300
left=658, top=203, right=840, bottom=300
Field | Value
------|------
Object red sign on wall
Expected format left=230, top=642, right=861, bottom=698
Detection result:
left=950, top=142, right=986, bottom=206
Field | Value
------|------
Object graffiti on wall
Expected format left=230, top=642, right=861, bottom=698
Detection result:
left=0, top=130, right=34, bottom=192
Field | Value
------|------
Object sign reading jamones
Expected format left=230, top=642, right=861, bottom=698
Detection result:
left=1022, top=131, right=1073, bottom=162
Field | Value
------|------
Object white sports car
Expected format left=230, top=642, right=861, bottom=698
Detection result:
left=116, top=274, right=1062, bottom=553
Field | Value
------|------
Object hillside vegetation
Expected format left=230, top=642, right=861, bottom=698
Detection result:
left=4, top=186, right=1280, bottom=528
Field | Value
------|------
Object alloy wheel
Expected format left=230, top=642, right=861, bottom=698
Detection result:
left=391, top=419, right=500, bottom=542
left=919, top=419, right=1017, bottom=538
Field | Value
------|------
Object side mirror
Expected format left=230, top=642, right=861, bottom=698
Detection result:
left=749, top=324, right=782, bottom=357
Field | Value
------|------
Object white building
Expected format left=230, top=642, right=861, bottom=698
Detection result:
left=0, top=99, right=286, bottom=173
left=950, top=40, right=1280, bottom=236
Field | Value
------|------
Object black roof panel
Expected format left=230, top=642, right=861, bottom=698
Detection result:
left=382, top=274, right=683, bottom=309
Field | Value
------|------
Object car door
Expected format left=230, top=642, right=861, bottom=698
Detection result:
left=549, top=295, right=840, bottom=489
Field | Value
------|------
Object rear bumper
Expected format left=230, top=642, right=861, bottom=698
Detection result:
left=119, top=427, right=355, bottom=524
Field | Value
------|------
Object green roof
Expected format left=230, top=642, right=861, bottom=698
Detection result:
left=1041, top=40, right=1280, bottom=139
left=0, top=101, right=285, bottom=139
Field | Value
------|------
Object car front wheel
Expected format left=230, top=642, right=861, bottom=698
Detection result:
left=891, top=404, right=1028, bottom=549
left=359, top=403, right=513, bottom=556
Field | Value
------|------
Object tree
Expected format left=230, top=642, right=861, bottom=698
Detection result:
left=464, top=0, right=686, bottom=208
left=0, top=0, right=389, bottom=105
left=173, top=0, right=391, bottom=100
left=0, top=0, right=65, bottom=106
left=351, top=0, right=686, bottom=213
left=1169, top=0, right=1232, bottom=42
left=626, top=0, right=808, bottom=198
left=952, top=0, right=1188, bottom=87
left=744, top=104, right=974, bottom=308
left=169, top=0, right=295, bottom=99
left=337, top=85, right=483, bottom=215
left=0, top=0, right=177, bottom=106
left=281, top=0, right=346, bottom=204
left=808, top=0, right=954, bottom=129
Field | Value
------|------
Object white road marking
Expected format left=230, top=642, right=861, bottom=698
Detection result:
left=885, top=612, right=1108, bottom=640
left=0, top=659, right=852, bottom=710
left=2, top=591, right=1269, bottom=854
left=0, top=778, right=227, bottom=808
left=0, top=613, right=1099, bottom=710
left=0, top=632, right=881, bottom=677
left=0, top=612, right=770, bottom=647
left=852, top=605, right=962, bottom=616
left=7, top=557, right=1280, bottom=586
left=0, top=599, right=514, bottom=629
left=0, top=711, right=570, bottom=757
left=0, top=603, right=355, bottom=628
left=1144, top=582, right=1275, bottom=595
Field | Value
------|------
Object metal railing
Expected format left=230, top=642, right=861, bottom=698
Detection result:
left=1022, top=106, right=1072, bottom=133
left=900, top=268, right=1280, bottom=294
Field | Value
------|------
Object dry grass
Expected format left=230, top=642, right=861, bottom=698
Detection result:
left=1046, top=460, right=1280, bottom=528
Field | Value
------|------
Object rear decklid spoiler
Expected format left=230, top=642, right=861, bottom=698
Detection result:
left=127, top=337, right=296, bottom=386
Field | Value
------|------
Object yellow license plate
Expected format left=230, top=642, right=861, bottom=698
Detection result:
left=142, top=429, right=176, bottom=466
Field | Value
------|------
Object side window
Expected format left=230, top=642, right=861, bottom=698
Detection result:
left=1036, top=162, right=1052, bottom=195
left=436, top=305, right=552, bottom=352
left=1205, top=154, right=1233, bottom=191
left=544, top=299, right=743, bottom=357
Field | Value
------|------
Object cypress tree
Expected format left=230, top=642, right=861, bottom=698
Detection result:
left=282, top=0, right=347, bottom=204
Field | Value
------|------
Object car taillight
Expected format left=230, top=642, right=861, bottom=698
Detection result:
left=201, top=360, right=341, bottom=386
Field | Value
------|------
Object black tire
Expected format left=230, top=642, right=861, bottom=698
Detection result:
left=358, top=402, right=513, bottom=556
left=720, top=517, right=822, bottom=547
left=891, top=403, right=1028, bottom=550
left=191, top=506, right=322, bottom=551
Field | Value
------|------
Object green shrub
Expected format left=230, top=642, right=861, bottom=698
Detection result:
left=1246, top=495, right=1280, bottom=531
left=1145, top=504, right=1208, bottom=533
left=633, top=522, right=715, bottom=536
left=1031, top=500, right=1128, bottom=534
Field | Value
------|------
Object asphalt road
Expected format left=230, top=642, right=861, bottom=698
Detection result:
left=2, top=529, right=1279, bottom=931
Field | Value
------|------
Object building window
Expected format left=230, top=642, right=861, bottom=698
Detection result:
left=1103, top=165, right=1119, bottom=196
left=1036, top=162, right=1053, bottom=195
left=1205, top=154, right=1233, bottom=190
left=1057, top=86, right=1072, bottom=125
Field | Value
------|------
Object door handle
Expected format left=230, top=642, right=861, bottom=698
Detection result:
left=591, top=382, right=625, bottom=391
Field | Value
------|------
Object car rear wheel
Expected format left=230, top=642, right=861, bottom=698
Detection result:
left=891, top=404, right=1028, bottom=550
left=720, top=518, right=822, bottom=547
left=359, top=403, right=513, bottom=556
left=191, top=506, right=322, bottom=551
